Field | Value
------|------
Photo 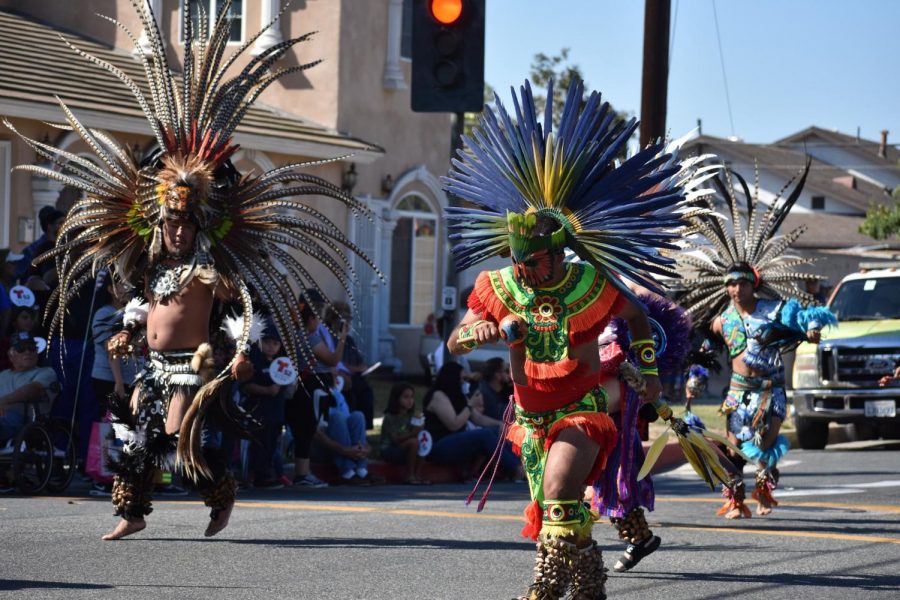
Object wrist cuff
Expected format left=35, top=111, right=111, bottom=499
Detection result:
left=457, top=320, right=488, bottom=351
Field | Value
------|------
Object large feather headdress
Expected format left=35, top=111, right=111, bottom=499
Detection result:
left=443, top=79, right=718, bottom=306
left=3, top=0, right=381, bottom=478
left=676, top=157, right=820, bottom=329
left=4, top=0, right=381, bottom=367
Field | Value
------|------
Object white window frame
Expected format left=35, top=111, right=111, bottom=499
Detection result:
left=181, top=0, right=246, bottom=45
left=400, top=0, right=413, bottom=61
left=390, top=193, right=439, bottom=326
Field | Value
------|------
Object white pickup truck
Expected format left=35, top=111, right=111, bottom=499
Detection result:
left=792, top=267, right=900, bottom=448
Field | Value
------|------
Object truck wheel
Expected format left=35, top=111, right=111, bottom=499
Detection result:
left=795, top=416, right=828, bottom=449
left=878, top=422, right=900, bottom=440
left=853, top=422, right=879, bottom=441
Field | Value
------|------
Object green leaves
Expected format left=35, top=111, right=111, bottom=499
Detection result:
left=859, top=195, right=900, bottom=241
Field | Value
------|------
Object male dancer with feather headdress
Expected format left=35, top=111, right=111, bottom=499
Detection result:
left=678, top=161, right=836, bottom=518
left=6, top=0, right=379, bottom=540
left=445, top=79, right=716, bottom=600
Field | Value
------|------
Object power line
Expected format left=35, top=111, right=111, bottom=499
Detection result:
left=711, top=0, right=735, bottom=137
left=669, top=0, right=679, bottom=70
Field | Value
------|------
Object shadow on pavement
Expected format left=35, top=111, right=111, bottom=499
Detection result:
left=0, top=580, right=111, bottom=591
left=151, top=535, right=533, bottom=551
left=622, top=569, right=900, bottom=593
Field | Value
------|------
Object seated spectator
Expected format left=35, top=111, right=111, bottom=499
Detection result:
left=294, top=292, right=383, bottom=487
left=241, top=324, right=288, bottom=490
left=380, top=383, right=429, bottom=485
left=0, top=333, right=60, bottom=446
left=313, top=390, right=372, bottom=485
left=285, top=294, right=332, bottom=488
left=326, top=302, right=375, bottom=430
left=424, top=362, right=521, bottom=480
left=477, top=357, right=512, bottom=422
left=3, top=306, right=47, bottom=369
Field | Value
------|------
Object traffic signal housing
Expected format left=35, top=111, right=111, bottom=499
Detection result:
left=411, top=0, right=485, bottom=113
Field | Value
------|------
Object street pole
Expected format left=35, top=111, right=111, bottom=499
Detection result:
left=440, top=111, right=466, bottom=342
left=639, top=0, right=671, bottom=148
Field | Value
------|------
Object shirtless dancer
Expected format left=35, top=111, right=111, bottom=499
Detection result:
left=103, top=212, right=250, bottom=540
left=6, top=0, right=380, bottom=541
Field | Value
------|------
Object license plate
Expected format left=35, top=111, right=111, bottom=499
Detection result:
left=865, top=400, right=897, bottom=418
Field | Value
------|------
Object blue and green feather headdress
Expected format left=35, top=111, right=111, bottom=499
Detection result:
left=443, top=79, right=716, bottom=304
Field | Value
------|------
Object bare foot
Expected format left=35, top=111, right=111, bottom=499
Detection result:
left=204, top=503, right=233, bottom=537
left=756, top=503, right=773, bottom=516
left=101, top=518, right=146, bottom=540
left=725, top=507, right=748, bottom=520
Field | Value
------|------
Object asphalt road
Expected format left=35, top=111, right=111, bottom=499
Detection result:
left=2, top=442, right=899, bottom=600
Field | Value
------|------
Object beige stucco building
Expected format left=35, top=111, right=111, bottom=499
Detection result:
left=0, top=0, right=454, bottom=373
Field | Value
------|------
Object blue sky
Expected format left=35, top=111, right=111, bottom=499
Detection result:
left=484, top=0, right=899, bottom=145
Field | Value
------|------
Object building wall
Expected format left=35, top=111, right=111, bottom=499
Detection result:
left=781, top=135, right=900, bottom=190
left=703, top=147, right=865, bottom=216
left=0, top=0, right=455, bottom=375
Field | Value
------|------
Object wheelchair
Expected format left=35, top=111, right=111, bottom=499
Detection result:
left=0, top=397, right=77, bottom=494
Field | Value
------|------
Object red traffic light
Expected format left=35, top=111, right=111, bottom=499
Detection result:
left=431, top=0, right=463, bottom=25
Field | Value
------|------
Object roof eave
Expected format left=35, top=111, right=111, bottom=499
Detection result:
left=0, top=97, right=383, bottom=164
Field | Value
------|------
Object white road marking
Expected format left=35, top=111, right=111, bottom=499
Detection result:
left=836, top=480, right=900, bottom=489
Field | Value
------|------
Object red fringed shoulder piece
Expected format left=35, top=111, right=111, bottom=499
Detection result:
left=568, top=285, right=623, bottom=347
left=469, top=270, right=509, bottom=323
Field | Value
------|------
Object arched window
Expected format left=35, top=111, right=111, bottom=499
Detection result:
left=390, top=194, right=438, bottom=325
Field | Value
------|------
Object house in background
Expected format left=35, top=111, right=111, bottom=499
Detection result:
left=775, top=126, right=900, bottom=191
left=0, top=0, right=454, bottom=375
left=684, top=131, right=900, bottom=288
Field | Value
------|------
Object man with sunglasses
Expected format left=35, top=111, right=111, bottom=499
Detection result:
left=0, top=333, right=59, bottom=446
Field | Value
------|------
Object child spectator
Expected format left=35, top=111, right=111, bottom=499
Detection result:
left=380, top=383, right=430, bottom=485
left=241, top=324, right=288, bottom=489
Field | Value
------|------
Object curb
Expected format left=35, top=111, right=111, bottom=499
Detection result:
left=315, top=439, right=692, bottom=485
left=311, top=461, right=465, bottom=485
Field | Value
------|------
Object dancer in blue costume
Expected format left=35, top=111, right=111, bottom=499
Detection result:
left=678, top=161, right=836, bottom=518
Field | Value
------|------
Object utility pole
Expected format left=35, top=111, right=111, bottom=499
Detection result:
left=639, top=0, right=671, bottom=148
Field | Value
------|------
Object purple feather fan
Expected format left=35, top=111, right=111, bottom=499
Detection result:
left=612, top=293, right=692, bottom=379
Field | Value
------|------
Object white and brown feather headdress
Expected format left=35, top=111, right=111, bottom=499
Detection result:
left=3, top=0, right=381, bottom=478
left=677, top=157, right=820, bottom=329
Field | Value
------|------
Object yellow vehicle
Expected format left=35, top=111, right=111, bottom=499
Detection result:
left=792, top=266, right=900, bottom=449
